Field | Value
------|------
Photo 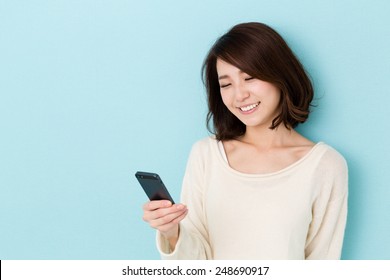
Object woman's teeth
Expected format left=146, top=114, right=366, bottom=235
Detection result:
left=240, top=102, right=260, bottom=112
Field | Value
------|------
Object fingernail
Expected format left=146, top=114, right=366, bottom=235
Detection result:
left=164, top=201, right=172, bottom=207
left=177, top=204, right=184, bottom=210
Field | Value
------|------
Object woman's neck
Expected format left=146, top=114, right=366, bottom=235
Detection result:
left=239, top=125, right=297, bottom=150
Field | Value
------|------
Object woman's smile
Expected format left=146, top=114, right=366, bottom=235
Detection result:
left=217, top=58, right=281, bottom=128
left=238, top=101, right=261, bottom=113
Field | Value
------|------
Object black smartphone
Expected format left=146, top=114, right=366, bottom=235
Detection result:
left=135, top=171, right=175, bottom=204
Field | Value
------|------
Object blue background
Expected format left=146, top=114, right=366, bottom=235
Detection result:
left=0, top=0, right=389, bottom=259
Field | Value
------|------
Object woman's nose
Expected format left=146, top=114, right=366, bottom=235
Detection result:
left=234, top=84, right=250, bottom=101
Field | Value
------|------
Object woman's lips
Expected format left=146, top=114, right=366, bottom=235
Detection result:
left=238, top=101, right=261, bottom=112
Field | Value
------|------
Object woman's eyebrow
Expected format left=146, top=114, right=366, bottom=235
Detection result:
left=218, top=70, right=246, bottom=80
left=218, top=75, right=229, bottom=80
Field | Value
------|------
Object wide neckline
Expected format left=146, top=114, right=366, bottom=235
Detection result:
left=215, top=139, right=325, bottom=179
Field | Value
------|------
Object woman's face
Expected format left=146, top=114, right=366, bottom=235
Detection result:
left=216, top=59, right=281, bottom=129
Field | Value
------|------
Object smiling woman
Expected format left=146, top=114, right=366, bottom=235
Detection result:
left=141, top=22, right=348, bottom=260
left=204, top=22, right=314, bottom=140
left=217, top=59, right=281, bottom=129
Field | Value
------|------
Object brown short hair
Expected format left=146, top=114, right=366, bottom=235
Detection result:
left=202, top=22, right=314, bottom=140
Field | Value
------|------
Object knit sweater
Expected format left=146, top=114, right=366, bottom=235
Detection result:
left=157, top=137, right=348, bottom=259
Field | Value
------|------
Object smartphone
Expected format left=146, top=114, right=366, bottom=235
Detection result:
left=135, top=171, right=175, bottom=204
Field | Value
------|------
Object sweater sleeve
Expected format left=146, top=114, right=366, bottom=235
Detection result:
left=156, top=140, right=212, bottom=259
left=305, top=148, right=348, bottom=259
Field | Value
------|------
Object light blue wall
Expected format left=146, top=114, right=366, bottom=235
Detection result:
left=0, top=0, right=389, bottom=259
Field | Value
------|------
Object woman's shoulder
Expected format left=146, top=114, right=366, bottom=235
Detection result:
left=186, top=136, right=219, bottom=162
left=184, top=136, right=219, bottom=170
left=191, top=136, right=218, bottom=151
left=314, top=142, right=348, bottom=172
left=312, top=142, right=348, bottom=199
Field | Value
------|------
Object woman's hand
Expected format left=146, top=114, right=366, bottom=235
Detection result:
left=142, top=200, right=188, bottom=250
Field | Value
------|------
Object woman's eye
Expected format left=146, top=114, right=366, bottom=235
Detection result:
left=245, top=77, right=254, bottom=81
left=220, top=83, right=231, bottom=88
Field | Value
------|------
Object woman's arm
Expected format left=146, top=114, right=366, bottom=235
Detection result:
left=305, top=149, right=348, bottom=259
left=156, top=140, right=213, bottom=259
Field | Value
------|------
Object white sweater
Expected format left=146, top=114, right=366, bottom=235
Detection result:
left=157, top=137, right=348, bottom=259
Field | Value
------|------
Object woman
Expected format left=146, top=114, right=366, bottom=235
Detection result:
left=142, top=22, right=348, bottom=259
